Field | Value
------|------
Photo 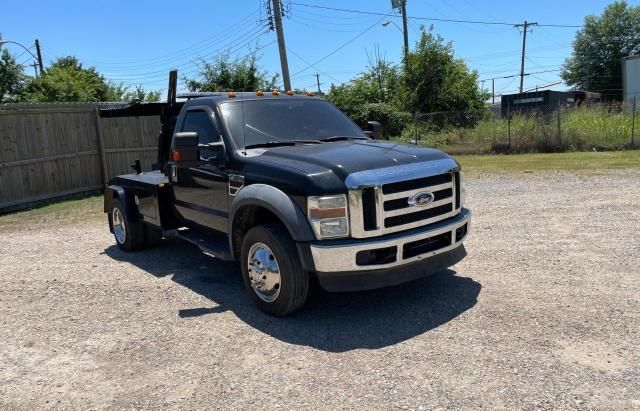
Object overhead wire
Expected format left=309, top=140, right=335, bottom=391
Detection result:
left=290, top=2, right=583, bottom=28
left=291, top=11, right=393, bottom=78
left=102, top=27, right=270, bottom=80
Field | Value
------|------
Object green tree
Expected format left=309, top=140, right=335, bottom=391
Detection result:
left=561, top=1, right=640, bottom=100
left=0, top=46, right=27, bottom=102
left=326, top=48, right=408, bottom=135
left=400, top=26, right=486, bottom=114
left=107, top=83, right=162, bottom=102
left=24, top=56, right=112, bottom=102
left=185, top=50, right=278, bottom=92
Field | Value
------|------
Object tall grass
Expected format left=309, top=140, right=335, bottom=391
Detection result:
left=392, top=105, right=638, bottom=155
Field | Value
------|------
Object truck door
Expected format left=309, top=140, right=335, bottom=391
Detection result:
left=172, top=107, right=229, bottom=233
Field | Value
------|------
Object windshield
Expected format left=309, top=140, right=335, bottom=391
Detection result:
left=219, top=99, right=366, bottom=148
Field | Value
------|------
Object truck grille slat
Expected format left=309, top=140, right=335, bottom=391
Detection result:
left=385, top=203, right=453, bottom=228
left=382, top=173, right=452, bottom=195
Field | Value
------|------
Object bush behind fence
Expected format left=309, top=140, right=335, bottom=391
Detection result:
left=392, top=101, right=638, bottom=155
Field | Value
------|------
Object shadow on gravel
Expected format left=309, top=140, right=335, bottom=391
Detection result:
left=104, top=238, right=481, bottom=352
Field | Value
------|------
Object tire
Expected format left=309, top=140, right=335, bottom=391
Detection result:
left=144, top=224, right=163, bottom=248
left=110, top=199, right=144, bottom=252
left=240, top=224, right=309, bottom=316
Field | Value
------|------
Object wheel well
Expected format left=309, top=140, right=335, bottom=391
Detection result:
left=232, top=205, right=283, bottom=259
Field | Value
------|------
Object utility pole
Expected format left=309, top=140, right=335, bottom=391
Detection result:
left=314, top=73, right=322, bottom=95
left=272, top=0, right=291, bottom=91
left=35, top=39, right=44, bottom=74
left=400, top=0, right=409, bottom=56
left=492, top=78, right=495, bottom=104
left=515, top=20, right=537, bottom=93
left=31, top=62, right=39, bottom=78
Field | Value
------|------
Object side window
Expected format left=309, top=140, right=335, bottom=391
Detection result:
left=181, top=110, right=221, bottom=159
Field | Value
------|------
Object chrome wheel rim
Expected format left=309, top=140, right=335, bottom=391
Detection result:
left=247, top=242, right=281, bottom=303
left=112, top=208, right=126, bottom=244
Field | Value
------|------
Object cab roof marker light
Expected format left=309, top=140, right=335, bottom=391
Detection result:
left=306, top=91, right=314, bottom=96
left=271, top=90, right=280, bottom=95
left=228, top=91, right=237, bottom=98
left=256, top=90, right=264, bottom=96
left=286, top=90, right=294, bottom=95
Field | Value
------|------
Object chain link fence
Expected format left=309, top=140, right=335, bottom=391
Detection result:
left=396, top=99, right=638, bottom=155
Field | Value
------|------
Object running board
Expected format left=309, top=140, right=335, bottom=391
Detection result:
left=177, top=229, right=235, bottom=261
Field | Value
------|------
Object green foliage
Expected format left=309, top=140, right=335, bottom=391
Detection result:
left=0, top=47, right=27, bottom=102
left=326, top=48, right=406, bottom=134
left=400, top=26, right=486, bottom=114
left=561, top=1, right=640, bottom=100
left=24, top=56, right=112, bottom=102
left=107, top=83, right=162, bottom=102
left=394, top=105, right=638, bottom=155
left=327, top=30, right=486, bottom=137
left=357, top=103, right=412, bottom=136
left=185, top=50, right=278, bottom=92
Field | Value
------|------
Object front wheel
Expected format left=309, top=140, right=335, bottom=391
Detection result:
left=110, top=199, right=144, bottom=251
left=240, top=224, right=309, bottom=316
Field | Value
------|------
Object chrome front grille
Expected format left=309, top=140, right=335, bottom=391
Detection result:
left=346, top=159, right=462, bottom=239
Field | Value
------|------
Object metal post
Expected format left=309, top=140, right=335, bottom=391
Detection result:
left=508, top=103, right=511, bottom=148
left=515, top=21, right=537, bottom=93
left=492, top=78, right=495, bottom=104
left=315, top=73, right=321, bottom=95
left=401, top=0, right=409, bottom=57
left=557, top=101, right=562, bottom=147
left=272, top=0, right=291, bottom=91
left=35, top=39, right=44, bottom=74
left=632, top=96, right=637, bottom=146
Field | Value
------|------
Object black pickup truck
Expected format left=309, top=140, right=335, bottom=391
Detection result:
left=105, top=72, right=471, bottom=316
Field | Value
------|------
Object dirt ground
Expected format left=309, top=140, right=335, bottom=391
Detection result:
left=1, top=170, right=639, bottom=410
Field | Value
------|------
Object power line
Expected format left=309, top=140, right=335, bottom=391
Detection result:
left=291, top=11, right=393, bottom=78
left=102, top=28, right=269, bottom=80
left=290, top=2, right=583, bottom=28
left=43, top=10, right=264, bottom=70
left=286, top=47, right=341, bottom=83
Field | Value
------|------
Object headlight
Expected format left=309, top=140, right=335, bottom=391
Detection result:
left=307, top=194, right=349, bottom=239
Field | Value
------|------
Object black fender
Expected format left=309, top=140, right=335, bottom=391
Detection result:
left=104, top=185, right=139, bottom=224
left=228, top=184, right=315, bottom=254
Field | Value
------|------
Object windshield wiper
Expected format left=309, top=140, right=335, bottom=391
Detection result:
left=244, top=140, right=322, bottom=149
left=319, top=136, right=370, bottom=142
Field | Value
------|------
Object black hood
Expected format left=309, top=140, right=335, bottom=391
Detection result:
left=237, top=140, right=456, bottom=196
left=248, top=140, right=452, bottom=180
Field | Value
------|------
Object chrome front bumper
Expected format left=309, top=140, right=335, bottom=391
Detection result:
left=310, top=208, right=471, bottom=273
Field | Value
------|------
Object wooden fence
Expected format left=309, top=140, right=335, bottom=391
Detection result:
left=0, top=106, right=160, bottom=212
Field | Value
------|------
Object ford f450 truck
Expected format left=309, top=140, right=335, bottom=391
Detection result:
left=104, top=71, right=471, bottom=316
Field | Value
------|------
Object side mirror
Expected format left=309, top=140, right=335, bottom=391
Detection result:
left=366, top=121, right=383, bottom=140
left=174, top=131, right=199, bottom=149
left=172, top=132, right=200, bottom=166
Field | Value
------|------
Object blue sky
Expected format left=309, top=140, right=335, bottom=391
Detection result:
left=2, top=0, right=627, bottom=99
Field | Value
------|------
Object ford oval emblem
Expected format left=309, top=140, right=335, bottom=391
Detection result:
left=408, top=191, right=435, bottom=207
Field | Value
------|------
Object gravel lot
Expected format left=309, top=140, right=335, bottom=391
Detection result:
left=1, top=170, right=639, bottom=410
